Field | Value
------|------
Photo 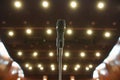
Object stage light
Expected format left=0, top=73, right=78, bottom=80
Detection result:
left=66, top=29, right=73, bottom=35
left=86, top=29, right=93, bottom=35
left=74, top=67, right=78, bottom=71
left=64, top=52, right=70, bottom=57
left=89, top=64, right=93, bottom=68
left=95, top=52, right=101, bottom=57
left=8, top=30, right=14, bottom=37
left=37, top=64, right=42, bottom=68
left=42, top=1, right=49, bottom=8
left=26, top=28, right=32, bottom=35
left=43, top=75, right=47, bottom=80
left=28, top=66, right=33, bottom=70
left=46, top=29, right=52, bottom=35
left=70, top=76, right=75, bottom=80
left=17, top=51, right=23, bottom=56
left=50, top=64, right=55, bottom=71
left=14, top=0, right=22, bottom=8
left=40, top=67, right=44, bottom=70
left=25, top=63, right=29, bottom=68
left=32, top=51, right=38, bottom=57
left=80, top=52, right=86, bottom=58
left=63, top=64, right=67, bottom=71
left=85, top=67, right=90, bottom=71
left=49, top=52, right=54, bottom=57
left=104, top=31, right=111, bottom=38
left=97, top=1, right=105, bottom=9
left=76, top=64, right=81, bottom=68
left=74, top=64, right=80, bottom=71
left=70, top=1, right=77, bottom=9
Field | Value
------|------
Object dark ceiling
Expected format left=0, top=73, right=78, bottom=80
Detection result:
left=0, top=0, right=120, bottom=80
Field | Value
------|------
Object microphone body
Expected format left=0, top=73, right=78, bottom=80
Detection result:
left=56, top=19, right=66, bottom=48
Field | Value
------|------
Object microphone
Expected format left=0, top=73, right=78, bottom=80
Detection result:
left=56, top=19, right=66, bottom=48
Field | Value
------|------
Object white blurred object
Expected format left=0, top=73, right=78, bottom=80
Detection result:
left=93, top=37, right=120, bottom=79
left=0, top=40, right=24, bottom=79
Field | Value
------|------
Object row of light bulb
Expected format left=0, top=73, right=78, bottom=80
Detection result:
left=8, top=28, right=112, bottom=38
left=17, top=51, right=101, bottom=58
left=13, top=0, right=105, bottom=10
left=25, top=63, right=93, bottom=71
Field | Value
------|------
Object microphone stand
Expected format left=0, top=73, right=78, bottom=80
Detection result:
left=56, top=19, right=66, bottom=80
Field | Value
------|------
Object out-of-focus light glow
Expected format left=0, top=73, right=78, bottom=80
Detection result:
left=86, top=29, right=93, bottom=35
left=76, top=64, right=80, bottom=68
left=25, top=63, right=29, bottom=68
left=43, top=75, right=47, bottom=80
left=70, top=76, right=75, bottom=80
left=63, top=64, right=67, bottom=71
left=97, top=2, right=105, bottom=9
left=28, top=66, right=33, bottom=70
left=26, top=28, right=32, bottom=35
left=104, top=31, right=111, bottom=38
left=40, top=67, right=44, bottom=70
left=95, top=52, right=101, bottom=57
left=46, top=29, right=52, bottom=35
left=38, top=64, right=42, bottom=68
left=70, top=1, right=77, bottom=9
left=50, top=64, right=55, bottom=71
left=17, top=51, right=23, bottom=56
left=74, top=64, right=81, bottom=71
left=89, top=64, right=93, bottom=68
left=74, top=67, right=78, bottom=71
left=8, top=30, right=14, bottom=37
left=14, top=1, right=22, bottom=8
left=49, top=52, right=54, bottom=57
left=66, top=29, right=73, bottom=35
left=42, top=1, right=49, bottom=8
left=85, top=67, right=90, bottom=71
left=64, top=52, right=70, bottom=57
left=33, top=52, right=38, bottom=57
left=80, top=52, right=86, bottom=58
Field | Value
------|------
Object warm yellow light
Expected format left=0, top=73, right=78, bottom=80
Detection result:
left=14, top=1, right=22, bottom=8
left=17, top=51, right=23, bottom=56
left=46, top=29, right=52, bottom=35
left=49, top=52, right=54, bottom=57
left=43, top=75, right=47, bottom=80
left=104, top=31, right=111, bottom=38
left=70, top=76, right=75, bottom=80
left=80, top=52, right=86, bottom=58
left=33, top=52, right=38, bottom=57
left=74, top=64, right=80, bottom=71
left=8, top=30, right=14, bottom=37
left=25, top=63, right=29, bottom=68
left=95, top=52, right=101, bottom=57
left=37, top=64, right=42, bottom=68
left=63, top=64, right=67, bottom=71
left=97, top=2, right=105, bottom=9
left=50, top=64, right=55, bottom=70
left=70, top=1, right=77, bottom=9
left=85, top=67, right=89, bottom=71
left=89, top=64, right=93, bottom=68
left=40, top=67, right=44, bottom=70
left=28, top=66, right=33, bottom=70
left=64, top=52, right=70, bottom=57
left=26, top=28, right=32, bottom=35
left=86, top=29, right=93, bottom=35
left=74, top=67, right=78, bottom=71
left=67, top=29, right=73, bottom=35
left=76, top=64, right=80, bottom=68
left=42, top=1, right=49, bottom=8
